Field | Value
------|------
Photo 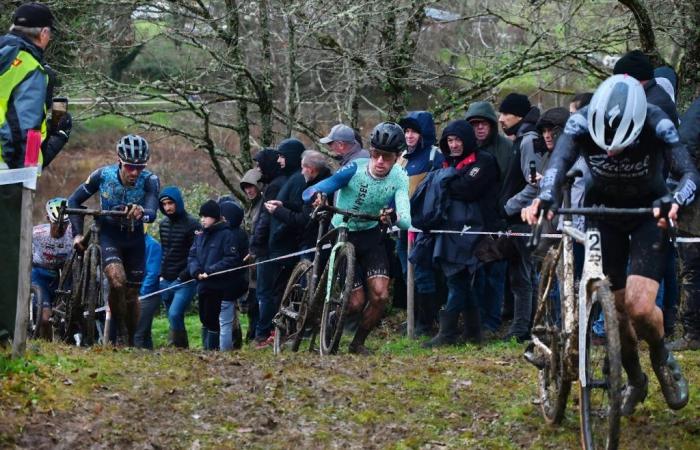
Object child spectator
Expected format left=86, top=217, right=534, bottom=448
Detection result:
left=188, top=200, right=242, bottom=350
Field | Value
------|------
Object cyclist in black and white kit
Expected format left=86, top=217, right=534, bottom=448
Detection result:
left=524, top=75, right=699, bottom=415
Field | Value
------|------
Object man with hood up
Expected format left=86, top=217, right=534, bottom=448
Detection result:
left=396, top=111, right=444, bottom=336
left=240, top=167, right=263, bottom=342
left=465, top=101, right=513, bottom=335
left=420, top=120, right=499, bottom=347
left=157, top=186, right=200, bottom=348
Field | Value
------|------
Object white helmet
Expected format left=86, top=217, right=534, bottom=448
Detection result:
left=588, top=74, right=646, bottom=156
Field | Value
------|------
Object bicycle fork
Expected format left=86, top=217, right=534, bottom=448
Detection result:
left=578, top=227, right=605, bottom=387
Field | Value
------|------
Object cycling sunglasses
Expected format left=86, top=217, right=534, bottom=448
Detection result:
left=369, top=148, right=398, bottom=161
left=120, top=160, right=148, bottom=171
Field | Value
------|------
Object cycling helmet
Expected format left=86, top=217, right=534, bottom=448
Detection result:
left=46, top=197, right=68, bottom=223
left=370, top=122, right=406, bottom=153
left=117, top=134, right=150, bottom=164
left=588, top=74, right=646, bottom=156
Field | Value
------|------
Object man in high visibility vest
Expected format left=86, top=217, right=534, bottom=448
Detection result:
left=0, top=3, right=71, bottom=343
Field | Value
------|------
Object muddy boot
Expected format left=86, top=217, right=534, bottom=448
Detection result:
left=423, top=309, right=459, bottom=348
left=172, top=329, right=189, bottom=349
left=348, top=326, right=372, bottom=356
left=167, top=329, right=176, bottom=347
left=232, top=315, right=243, bottom=350
left=651, top=344, right=689, bottom=410
left=206, top=330, right=219, bottom=351
left=620, top=373, right=648, bottom=416
left=414, top=293, right=435, bottom=337
left=201, top=326, right=209, bottom=350
left=461, top=304, right=483, bottom=345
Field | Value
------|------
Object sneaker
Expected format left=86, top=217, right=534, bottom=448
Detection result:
left=651, top=350, right=689, bottom=410
left=620, top=373, right=648, bottom=416
left=254, top=331, right=275, bottom=350
left=668, top=335, right=700, bottom=352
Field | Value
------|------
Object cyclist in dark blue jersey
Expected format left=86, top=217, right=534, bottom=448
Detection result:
left=67, top=134, right=160, bottom=345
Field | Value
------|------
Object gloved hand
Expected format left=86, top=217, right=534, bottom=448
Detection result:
left=52, top=112, right=72, bottom=139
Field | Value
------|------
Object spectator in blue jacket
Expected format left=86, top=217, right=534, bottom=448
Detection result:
left=189, top=200, right=242, bottom=350
left=134, top=228, right=162, bottom=349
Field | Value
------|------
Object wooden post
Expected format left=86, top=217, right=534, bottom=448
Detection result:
left=406, top=232, right=415, bottom=339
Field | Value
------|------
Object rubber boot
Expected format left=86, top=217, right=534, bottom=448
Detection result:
left=422, top=309, right=459, bottom=348
left=348, top=326, right=372, bottom=356
left=414, top=293, right=435, bottom=337
left=172, top=329, right=189, bottom=349
left=201, top=326, right=209, bottom=350
left=232, top=315, right=243, bottom=350
left=461, top=303, right=483, bottom=345
left=206, top=330, right=220, bottom=351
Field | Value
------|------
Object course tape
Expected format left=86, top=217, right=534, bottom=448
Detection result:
left=139, top=226, right=700, bottom=301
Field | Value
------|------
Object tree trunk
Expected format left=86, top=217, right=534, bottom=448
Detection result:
left=258, top=0, right=274, bottom=146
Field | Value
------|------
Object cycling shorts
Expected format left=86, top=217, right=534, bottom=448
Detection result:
left=101, top=226, right=145, bottom=285
left=31, top=267, right=59, bottom=307
left=348, top=226, right=390, bottom=289
left=598, top=216, right=667, bottom=291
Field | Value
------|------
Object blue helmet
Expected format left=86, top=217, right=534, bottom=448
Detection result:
left=117, top=134, right=150, bottom=164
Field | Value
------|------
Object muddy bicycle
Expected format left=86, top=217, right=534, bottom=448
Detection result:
left=37, top=202, right=129, bottom=346
left=528, top=178, right=670, bottom=450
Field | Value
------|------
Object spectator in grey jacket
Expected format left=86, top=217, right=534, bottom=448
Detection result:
left=319, top=124, right=369, bottom=166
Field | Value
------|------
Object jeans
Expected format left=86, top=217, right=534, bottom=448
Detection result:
left=134, top=292, right=161, bottom=349
left=474, top=260, right=507, bottom=332
left=160, top=278, right=197, bottom=332
left=507, top=229, right=535, bottom=338
left=444, top=269, right=476, bottom=314
left=219, top=300, right=237, bottom=351
left=31, top=267, right=59, bottom=307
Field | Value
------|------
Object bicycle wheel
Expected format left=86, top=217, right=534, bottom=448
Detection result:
left=580, top=280, right=622, bottom=450
left=319, top=243, right=355, bottom=356
left=28, top=284, right=44, bottom=339
left=273, top=260, right=312, bottom=355
left=82, top=245, right=101, bottom=346
left=533, top=247, right=571, bottom=425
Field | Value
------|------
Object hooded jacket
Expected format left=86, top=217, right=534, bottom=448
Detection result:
left=276, top=138, right=305, bottom=175
left=188, top=221, right=242, bottom=293
left=140, top=234, right=162, bottom=297
left=240, top=168, right=264, bottom=235
left=220, top=201, right=249, bottom=299
left=158, top=186, right=200, bottom=281
left=398, top=111, right=445, bottom=196
left=465, top=101, right=513, bottom=183
left=251, top=149, right=288, bottom=257
left=644, top=78, right=679, bottom=126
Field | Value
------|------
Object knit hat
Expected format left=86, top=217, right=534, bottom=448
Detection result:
left=398, top=117, right=422, bottom=134
left=498, top=93, right=531, bottom=118
left=613, top=50, right=653, bottom=81
left=199, top=199, right=221, bottom=219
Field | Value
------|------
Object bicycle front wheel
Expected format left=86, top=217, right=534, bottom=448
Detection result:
left=533, top=247, right=571, bottom=425
left=580, top=280, right=622, bottom=450
left=273, top=259, right=312, bottom=355
left=319, top=244, right=355, bottom=356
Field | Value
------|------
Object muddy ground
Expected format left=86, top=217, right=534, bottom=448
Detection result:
left=2, top=332, right=700, bottom=449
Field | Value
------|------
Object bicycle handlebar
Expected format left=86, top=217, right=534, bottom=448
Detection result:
left=554, top=207, right=654, bottom=216
left=61, top=207, right=129, bottom=217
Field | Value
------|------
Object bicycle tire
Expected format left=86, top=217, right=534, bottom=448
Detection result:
left=28, top=284, right=44, bottom=339
left=62, top=254, right=84, bottom=343
left=580, top=280, right=622, bottom=450
left=304, top=262, right=329, bottom=353
left=273, top=259, right=313, bottom=355
left=319, top=243, right=355, bottom=356
left=82, top=245, right=101, bottom=346
left=534, top=247, right=572, bottom=425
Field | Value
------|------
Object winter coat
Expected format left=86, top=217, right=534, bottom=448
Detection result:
left=269, top=171, right=307, bottom=256
left=398, top=111, right=445, bottom=196
left=464, top=101, right=513, bottom=182
left=277, top=138, right=305, bottom=176
left=271, top=166, right=332, bottom=250
left=499, top=107, right=541, bottom=224
left=140, top=234, right=162, bottom=297
left=645, top=78, right=679, bottom=126
left=678, top=98, right=700, bottom=235
left=250, top=149, right=288, bottom=257
left=188, top=221, right=242, bottom=294
left=158, top=186, right=200, bottom=281
left=220, top=202, right=249, bottom=300
left=338, top=142, right=369, bottom=167
left=240, top=168, right=264, bottom=235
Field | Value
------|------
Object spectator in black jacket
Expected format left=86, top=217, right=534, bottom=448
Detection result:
left=189, top=200, right=242, bottom=350
left=219, top=201, right=249, bottom=351
left=156, top=186, right=200, bottom=348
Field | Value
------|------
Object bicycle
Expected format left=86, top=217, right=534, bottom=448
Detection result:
left=528, top=173, right=667, bottom=450
left=43, top=201, right=129, bottom=346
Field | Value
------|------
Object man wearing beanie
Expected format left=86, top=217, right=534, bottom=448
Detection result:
left=497, top=92, right=541, bottom=342
left=613, top=50, right=679, bottom=125
left=189, top=199, right=241, bottom=350
left=419, top=120, right=499, bottom=347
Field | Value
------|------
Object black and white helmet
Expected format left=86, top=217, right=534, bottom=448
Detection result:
left=117, top=134, right=150, bottom=164
left=588, top=75, right=646, bottom=156
left=370, top=122, right=406, bottom=153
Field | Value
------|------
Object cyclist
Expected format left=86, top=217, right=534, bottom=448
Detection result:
left=302, top=122, right=411, bottom=355
left=524, top=75, right=699, bottom=414
left=31, top=197, right=74, bottom=338
left=67, top=134, right=160, bottom=346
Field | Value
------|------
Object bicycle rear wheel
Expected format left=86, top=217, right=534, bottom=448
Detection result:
left=580, top=280, right=622, bottom=450
left=82, top=245, right=101, bottom=346
left=319, top=244, right=355, bottom=356
left=533, top=247, right=571, bottom=425
left=273, top=260, right=312, bottom=355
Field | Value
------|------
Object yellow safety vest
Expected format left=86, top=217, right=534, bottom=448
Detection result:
left=0, top=49, right=48, bottom=170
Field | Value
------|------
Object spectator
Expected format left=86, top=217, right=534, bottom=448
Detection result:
left=219, top=201, right=249, bottom=351
left=0, top=3, right=72, bottom=339
left=613, top=50, right=679, bottom=125
left=465, top=101, right=513, bottom=335
left=134, top=228, right=163, bottom=349
left=319, top=123, right=369, bottom=166
left=498, top=93, right=541, bottom=342
left=188, top=200, right=242, bottom=351
left=265, top=150, right=332, bottom=254
left=157, top=186, right=200, bottom=348
left=569, top=92, right=593, bottom=114
left=422, top=120, right=499, bottom=347
left=396, top=111, right=444, bottom=336
left=653, top=66, right=678, bottom=104
left=240, top=168, right=263, bottom=342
